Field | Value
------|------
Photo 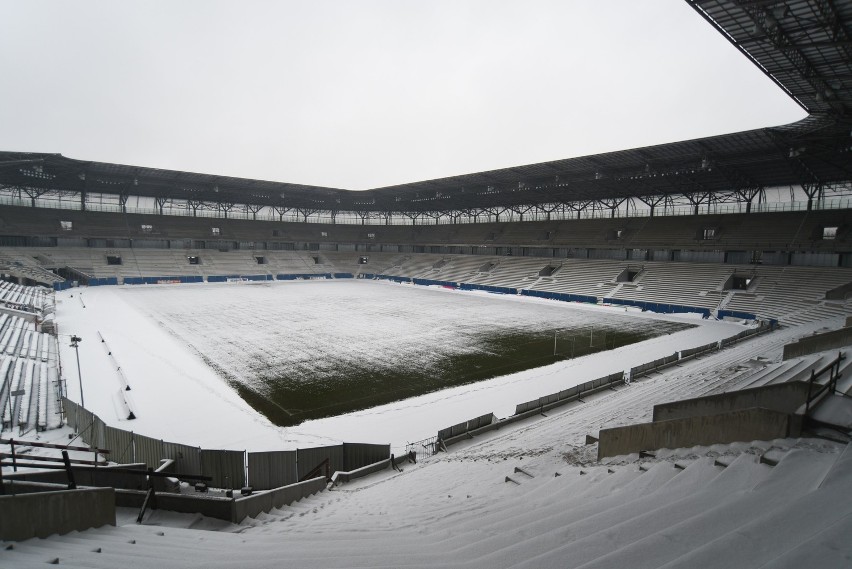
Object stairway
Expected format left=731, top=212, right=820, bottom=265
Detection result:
left=3, top=442, right=850, bottom=568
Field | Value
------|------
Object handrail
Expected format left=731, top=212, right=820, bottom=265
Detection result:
left=805, top=351, right=845, bottom=414
left=0, top=461, right=212, bottom=481
left=299, top=457, right=330, bottom=482
left=0, top=437, right=110, bottom=474
left=0, top=437, right=110, bottom=454
left=0, top=453, right=106, bottom=467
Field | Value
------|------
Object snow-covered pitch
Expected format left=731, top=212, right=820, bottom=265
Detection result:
left=55, top=280, right=745, bottom=453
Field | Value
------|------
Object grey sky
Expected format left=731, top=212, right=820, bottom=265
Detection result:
left=0, top=0, right=806, bottom=190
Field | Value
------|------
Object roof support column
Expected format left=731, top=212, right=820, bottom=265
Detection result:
left=802, top=183, right=822, bottom=211
left=638, top=195, right=665, bottom=217
left=272, top=206, right=291, bottom=221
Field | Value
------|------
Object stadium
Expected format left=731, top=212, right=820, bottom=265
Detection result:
left=1, top=0, right=852, bottom=567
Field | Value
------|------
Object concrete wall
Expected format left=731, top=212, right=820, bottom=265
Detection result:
left=652, top=382, right=811, bottom=422
left=232, top=477, right=327, bottom=523
left=0, top=487, right=115, bottom=541
left=330, top=459, right=391, bottom=486
left=113, top=477, right=328, bottom=523
left=783, top=329, right=852, bottom=360
left=598, top=407, right=799, bottom=460
left=116, top=489, right=234, bottom=521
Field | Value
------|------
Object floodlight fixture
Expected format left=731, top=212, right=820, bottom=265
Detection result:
left=69, top=335, right=85, bottom=409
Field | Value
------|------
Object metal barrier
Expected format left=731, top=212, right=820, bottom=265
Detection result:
left=804, top=351, right=846, bottom=415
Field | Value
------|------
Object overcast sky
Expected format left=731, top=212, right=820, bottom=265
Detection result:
left=0, top=0, right=806, bottom=190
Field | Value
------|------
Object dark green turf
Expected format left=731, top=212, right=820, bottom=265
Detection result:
left=231, top=321, right=690, bottom=427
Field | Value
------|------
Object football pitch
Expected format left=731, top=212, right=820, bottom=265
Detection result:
left=120, top=280, right=691, bottom=426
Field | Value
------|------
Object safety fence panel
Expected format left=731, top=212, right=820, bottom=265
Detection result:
left=87, top=277, right=119, bottom=286
left=558, top=385, right=581, bottom=401
left=603, top=297, right=710, bottom=317
left=681, top=341, right=718, bottom=359
left=77, top=408, right=97, bottom=444
left=437, top=412, right=496, bottom=440
left=540, top=392, right=561, bottom=406
left=602, top=371, right=626, bottom=385
left=466, top=413, right=495, bottom=431
left=247, top=450, right=297, bottom=490
left=718, top=310, right=758, bottom=321
left=521, top=289, right=597, bottom=304
left=297, top=445, right=344, bottom=481
left=333, top=273, right=354, bottom=279
left=124, top=276, right=205, bottom=285
left=201, top=449, right=246, bottom=489
left=163, top=441, right=202, bottom=475
left=514, top=371, right=624, bottom=416
left=208, top=274, right=273, bottom=283
left=459, top=283, right=518, bottom=295
left=374, top=274, right=410, bottom=284
left=90, top=415, right=106, bottom=450
left=134, top=433, right=164, bottom=469
left=629, top=362, right=653, bottom=378
left=63, top=398, right=79, bottom=430
left=515, top=399, right=540, bottom=415
left=103, top=424, right=134, bottom=464
left=342, top=443, right=390, bottom=471
left=412, top=278, right=457, bottom=288
left=438, top=420, right=467, bottom=441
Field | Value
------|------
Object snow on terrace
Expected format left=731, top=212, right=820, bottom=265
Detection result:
left=54, top=280, right=745, bottom=453
left=5, top=315, right=851, bottom=568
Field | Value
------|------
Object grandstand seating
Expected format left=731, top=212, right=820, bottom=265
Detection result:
left=529, top=259, right=625, bottom=298
left=0, top=312, right=60, bottom=434
left=723, top=266, right=852, bottom=324
left=1, top=441, right=849, bottom=568
left=465, top=257, right=551, bottom=288
left=1, top=205, right=849, bottom=256
left=711, top=348, right=852, bottom=397
left=11, top=245, right=850, bottom=323
left=609, top=262, right=731, bottom=311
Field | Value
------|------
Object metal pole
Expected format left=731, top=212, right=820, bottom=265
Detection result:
left=71, top=335, right=84, bottom=409
left=553, top=331, right=557, bottom=357
left=4, top=392, right=10, bottom=435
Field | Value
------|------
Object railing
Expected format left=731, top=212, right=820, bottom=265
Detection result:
left=804, top=351, right=846, bottom=415
left=299, top=457, right=330, bottom=482
left=2, top=191, right=852, bottom=226
left=406, top=436, right=439, bottom=462
left=0, top=437, right=109, bottom=492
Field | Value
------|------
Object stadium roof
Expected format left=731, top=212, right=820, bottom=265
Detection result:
left=0, top=0, right=850, bottom=215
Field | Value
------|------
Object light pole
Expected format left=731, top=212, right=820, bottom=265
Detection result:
left=70, top=335, right=84, bottom=409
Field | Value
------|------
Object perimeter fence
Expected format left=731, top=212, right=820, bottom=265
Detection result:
left=62, top=398, right=389, bottom=491
left=408, top=319, right=778, bottom=458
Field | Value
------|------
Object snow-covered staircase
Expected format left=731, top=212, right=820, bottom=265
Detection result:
left=3, top=441, right=850, bottom=568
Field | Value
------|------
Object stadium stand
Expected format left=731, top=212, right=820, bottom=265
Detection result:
left=0, top=443, right=849, bottom=567
left=1, top=0, right=852, bottom=564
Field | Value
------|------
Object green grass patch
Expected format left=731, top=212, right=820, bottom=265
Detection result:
left=236, top=322, right=688, bottom=427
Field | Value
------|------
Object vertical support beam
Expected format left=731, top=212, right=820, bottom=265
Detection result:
left=62, top=450, right=77, bottom=489
left=9, top=438, right=17, bottom=472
